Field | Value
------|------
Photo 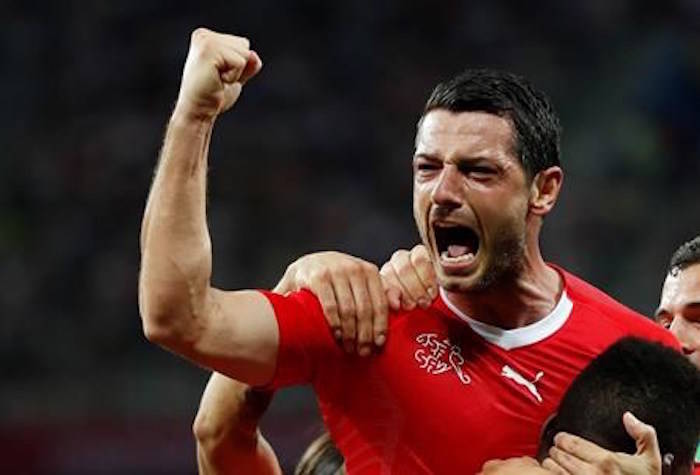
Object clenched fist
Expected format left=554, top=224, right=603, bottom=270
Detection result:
left=175, top=28, right=263, bottom=121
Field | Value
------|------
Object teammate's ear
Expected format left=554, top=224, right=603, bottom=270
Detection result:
left=529, top=166, right=563, bottom=216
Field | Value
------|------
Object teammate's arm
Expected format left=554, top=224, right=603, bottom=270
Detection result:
left=274, top=251, right=388, bottom=355
left=139, top=28, right=278, bottom=386
left=272, top=246, right=438, bottom=355
left=542, top=412, right=667, bottom=475
left=194, top=373, right=280, bottom=475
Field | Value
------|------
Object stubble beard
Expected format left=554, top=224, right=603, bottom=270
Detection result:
left=471, top=228, right=526, bottom=292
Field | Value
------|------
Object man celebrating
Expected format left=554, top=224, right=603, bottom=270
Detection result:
left=139, top=29, right=676, bottom=473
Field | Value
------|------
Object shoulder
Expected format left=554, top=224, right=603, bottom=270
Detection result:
left=554, top=266, right=633, bottom=313
left=555, top=266, right=679, bottom=349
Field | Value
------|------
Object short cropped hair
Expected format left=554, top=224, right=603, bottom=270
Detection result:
left=421, top=68, right=562, bottom=179
left=668, top=236, right=700, bottom=275
left=539, top=337, right=700, bottom=475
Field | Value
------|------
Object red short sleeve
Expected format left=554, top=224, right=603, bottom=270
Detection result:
left=259, top=289, right=338, bottom=389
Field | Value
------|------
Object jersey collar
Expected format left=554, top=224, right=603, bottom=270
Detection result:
left=439, top=287, right=573, bottom=350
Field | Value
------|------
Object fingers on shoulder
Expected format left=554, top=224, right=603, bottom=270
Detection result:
left=409, top=244, right=437, bottom=295
left=389, top=248, right=431, bottom=307
left=312, top=279, right=342, bottom=338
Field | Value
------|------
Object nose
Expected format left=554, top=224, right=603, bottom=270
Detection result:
left=431, top=164, right=462, bottom=209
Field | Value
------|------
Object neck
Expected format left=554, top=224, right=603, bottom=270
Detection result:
left=444, top=244, right=562, bottom=329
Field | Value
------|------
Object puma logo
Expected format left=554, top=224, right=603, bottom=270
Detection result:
left=501, top=365, right=544, bottom=403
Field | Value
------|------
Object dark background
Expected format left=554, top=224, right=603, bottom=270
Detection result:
left=2, top=1, right=700, bottom=473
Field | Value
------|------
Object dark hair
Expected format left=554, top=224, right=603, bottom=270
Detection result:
left=538, top=337, right=700, bottom=475
left=421, top=68, right=562, bottom=179
left=668, top=236, right=700, bottom=275
left=295, top=432, right=345, bottom=475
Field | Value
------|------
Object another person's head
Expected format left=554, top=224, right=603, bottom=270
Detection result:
left=657, top=236, right=700, bottom=368
left=538, top=337, right=700, bottom=475
left=412, top=69, right=563, bottom=292
left=295, top=432, right=345, bottom=475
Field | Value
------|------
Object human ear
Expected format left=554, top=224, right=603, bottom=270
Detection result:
left=529, top=166, right=563, bottom=216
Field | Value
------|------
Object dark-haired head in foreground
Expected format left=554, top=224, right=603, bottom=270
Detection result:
left=538, top=337, right=700, bottom=475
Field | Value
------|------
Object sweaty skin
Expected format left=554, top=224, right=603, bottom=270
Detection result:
left=412, top=110, right=564, bottom=329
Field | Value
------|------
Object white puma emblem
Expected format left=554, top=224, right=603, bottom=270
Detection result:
left=501, top=365, right=544, bottom=403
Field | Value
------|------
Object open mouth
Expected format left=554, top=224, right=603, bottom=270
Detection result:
left=433, top=224, right=480, bottom=264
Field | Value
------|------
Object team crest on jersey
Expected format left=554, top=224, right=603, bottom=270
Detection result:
left=414, top=333, right=471, bottom=385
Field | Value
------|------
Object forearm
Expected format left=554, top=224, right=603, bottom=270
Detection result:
left=139, top=110, right=215, bottom=344
left=194, top=373, right=279, bottom=475
left=196, top=433, right=281, bottom=475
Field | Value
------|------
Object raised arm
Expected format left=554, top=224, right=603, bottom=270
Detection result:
left=138, top=28, right=278, bottom=385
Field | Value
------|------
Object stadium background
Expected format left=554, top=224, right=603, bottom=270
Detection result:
left=2, top=1, right=700, bottom=473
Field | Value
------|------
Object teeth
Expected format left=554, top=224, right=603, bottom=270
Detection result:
left=440, top=250, right=475, bottom=263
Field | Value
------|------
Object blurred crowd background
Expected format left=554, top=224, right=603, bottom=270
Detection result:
left=2, top=1, right=700, bottom=473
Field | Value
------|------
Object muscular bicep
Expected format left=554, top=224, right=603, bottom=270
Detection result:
left=183, top=289, right=280, bottom=386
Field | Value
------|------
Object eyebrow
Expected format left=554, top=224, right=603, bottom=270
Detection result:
left=655, top=301, right=700, bottom=317
left=413, top=152, right=495, bottom=164
left=413, top=152, right=440, bottom=161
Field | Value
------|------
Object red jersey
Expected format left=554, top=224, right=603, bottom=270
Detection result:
left=263, top=267, right=678, bottom=474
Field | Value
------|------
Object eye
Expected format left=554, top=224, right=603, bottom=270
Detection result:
left=414, top=159, right=441, bottom=173
left=471, top=167, right=495, bottom=176
left=457, top=163, right=497, bottom=179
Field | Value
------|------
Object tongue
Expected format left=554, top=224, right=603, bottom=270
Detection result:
left=447, top=244, right=469, bottom=258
